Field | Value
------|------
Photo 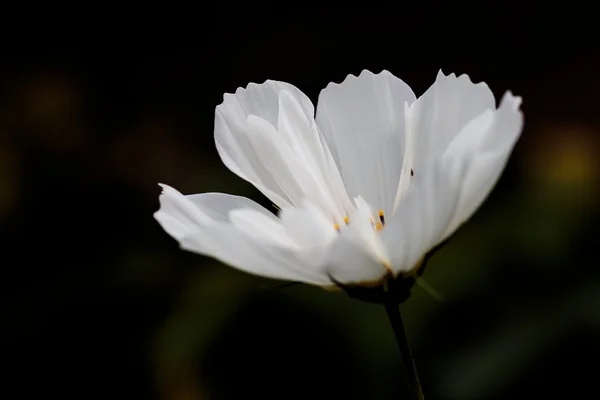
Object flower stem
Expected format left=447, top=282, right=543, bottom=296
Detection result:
left=384, top=301, right=424, bottom=400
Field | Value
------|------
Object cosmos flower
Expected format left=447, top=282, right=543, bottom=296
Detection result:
left=154, top=70, right=523, bottom=288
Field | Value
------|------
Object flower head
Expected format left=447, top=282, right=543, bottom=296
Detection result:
left=154, top=70, right=523, bottom=288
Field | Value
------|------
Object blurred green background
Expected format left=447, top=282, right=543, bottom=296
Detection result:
left=2, top=10, right=599, bottom=400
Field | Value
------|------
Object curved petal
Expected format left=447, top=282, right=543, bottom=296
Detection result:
left=214, top=80, right=313, bottom=208
left=382, top=157, right=469, bottom=274
left=442, top=92, right=524, bottom=236
left=215, top=79, right=347, bottom=212
left=153, top=183, right=276, bottom=241
left=316, top=70, right=416, bottom=216
left=154, top=184, right=333, bottom=285
left=180, top=224, right=332, bottom=285
left=278, top=199, right=338, bottom=250
left=277, top=91, right=353, bottom=218
left=229, top=208, right=297, bottom=249
left=443, top=92, right=523, bottom=159
left=153, top=184, right=215, bottom=243
left=323, top=233, right=389, bottom=286
left=186, top=191, right=278, bottom=223
left=245, top=114, right=347, bottom=221
left=321, top=198, right=392, bottom=285
left=409, top=70, right=495, bottom=169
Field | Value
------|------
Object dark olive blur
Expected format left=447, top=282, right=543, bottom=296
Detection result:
left=2, top=10, right=599, bottom=400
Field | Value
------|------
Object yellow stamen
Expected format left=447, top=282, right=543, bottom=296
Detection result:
left=378, top=210, right=385, bottom=226
left=344, top=216, right=350, bottom=224
left=375, top=221, right=383, bottom=231
left=334, top=224, right=340, bottom=231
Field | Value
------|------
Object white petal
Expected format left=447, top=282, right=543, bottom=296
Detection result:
left=409, top=70, right=495, bottom=169
left=442, top=92, right=524, bottom=236
left=324, top=232, right=389, bottom=285
left=277, top=90, right=352, bottom=218
left=441, top=109, right=495, bottom=158
left=155, top=184, right=333, bottom=285
left=214, top=80, right=317, bottom=209
left=154, top=184, right=277, bottom=247
left=186, top=192, right=277, bottom=223
left=382, top=157, right=468, bottom=274
left=443, top=92, right=523, bottom=158
left=180, top=224, right=331, bottom=285
left=278, top=200, right=338, bottom=250
left=352, top=196, right=391, bottom=264
left=322, top=198, right=391, bottom=285
left=245, top=115, right=319, bottom=207
left=393, top=101, right=415, bottom=212
left=316, top=70, right=416, bottom=216
left=229, top=208, right=298, bottom=250
left=245, top=110, right=351, bottom=223
left=153, top=184, right=215, bottom=243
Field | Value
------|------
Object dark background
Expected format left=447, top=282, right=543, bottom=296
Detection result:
left=2, top=8, right=599, bottom=400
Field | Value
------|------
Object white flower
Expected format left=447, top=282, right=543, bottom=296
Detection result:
left=154, top=70, right=523, bottom=287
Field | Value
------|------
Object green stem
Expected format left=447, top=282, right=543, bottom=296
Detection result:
left=384, top=302, right=424, bottom=400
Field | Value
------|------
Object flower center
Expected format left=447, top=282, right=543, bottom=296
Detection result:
left=334, top=210, right=385, bottom=232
